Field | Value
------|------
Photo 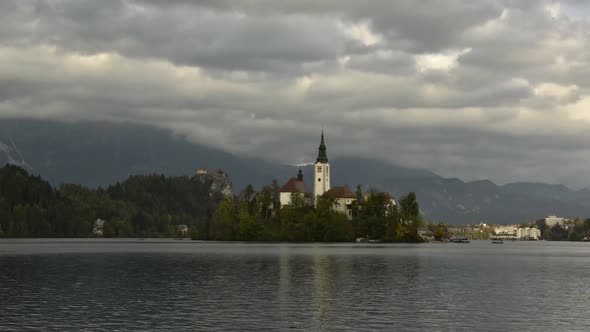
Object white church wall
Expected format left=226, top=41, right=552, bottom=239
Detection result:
left=280, top=192, right=292, bottom=207
left=280, top=192, right=309, bottom=207
left=313, top=162, right=330, bottom=204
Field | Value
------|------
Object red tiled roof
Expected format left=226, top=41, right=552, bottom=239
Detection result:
left=280, top=178, right=310, bottom=193
left=325, top=186, right=357, bottom=199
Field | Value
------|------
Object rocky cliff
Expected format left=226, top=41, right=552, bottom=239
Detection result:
left=193, top=172, right=233, bottom=198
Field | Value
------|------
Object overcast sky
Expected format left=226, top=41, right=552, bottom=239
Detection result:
left=1, top=0, right=590, bottom=187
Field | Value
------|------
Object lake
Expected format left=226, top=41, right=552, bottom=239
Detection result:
left=1, top=239, right=589, bottom=331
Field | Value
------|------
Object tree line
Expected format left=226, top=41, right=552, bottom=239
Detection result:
left=193, top=183, right=424, bottom=242
left=0, top=164, right=422, bottom=241
left=6, top=163, right=590, bottom=242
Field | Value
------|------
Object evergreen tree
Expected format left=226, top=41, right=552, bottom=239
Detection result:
left=397, top=192, right=423, bottom=242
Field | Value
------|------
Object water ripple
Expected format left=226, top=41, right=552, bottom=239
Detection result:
left=1, top=240, right=590, bottom=331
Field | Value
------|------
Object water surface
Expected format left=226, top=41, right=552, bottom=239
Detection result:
left=1, top=239, right=589, bottom=331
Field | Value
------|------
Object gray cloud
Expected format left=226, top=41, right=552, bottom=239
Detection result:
left=1, top=0, right=590, bottom=188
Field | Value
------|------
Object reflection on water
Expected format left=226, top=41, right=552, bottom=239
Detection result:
left=1, top=240, right=590, bottom=331
left=312, top=253, right=330, bottom=331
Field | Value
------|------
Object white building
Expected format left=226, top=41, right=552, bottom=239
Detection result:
left=196, top=168, right=226, bottom=176
left=313, top=131, right=330, bottom=206
left=177, top=224, right=189, bottom=237
left=516, top=227, right=541, bottom=240
left=493, top=225, right=517, bottom=239
left=543, top=215, right=566, bottom=228
left=93, top=218, right=105, bottom=236
left=279, top=169, right=311, bottom=207
left=324, top=186, right=357, bottom=220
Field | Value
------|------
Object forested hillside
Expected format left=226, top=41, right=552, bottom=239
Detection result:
left=0, top=165, right=225, bottom=237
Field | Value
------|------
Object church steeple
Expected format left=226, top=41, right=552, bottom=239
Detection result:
left=297, top=168, right=304, bottom=181
left=316, top=131, right=328, bottom=163
left=313, top=130, right=330, bottom=205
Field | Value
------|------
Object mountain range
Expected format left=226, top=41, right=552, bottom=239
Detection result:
left=2, top=119, right=590, bottom=224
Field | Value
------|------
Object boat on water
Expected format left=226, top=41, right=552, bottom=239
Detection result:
left=491, top=239, right=504, bottom=244
left=355, top=237, right=382, bottom=243
left=449, top=238, right=470, bottom=243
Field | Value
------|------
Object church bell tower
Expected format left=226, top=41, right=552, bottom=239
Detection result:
left=313, top=131, right=330, bottom=205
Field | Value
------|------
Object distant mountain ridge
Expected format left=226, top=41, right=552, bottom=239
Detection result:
left=2, top=119, right=590, bottom=224
left=0, top=119, right=285, bottom=190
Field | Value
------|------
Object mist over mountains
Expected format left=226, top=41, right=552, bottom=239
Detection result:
left=2, top=119, right=590, bottom=224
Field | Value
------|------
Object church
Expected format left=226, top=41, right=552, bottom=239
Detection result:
left=279, top=132, right=358, bottom=219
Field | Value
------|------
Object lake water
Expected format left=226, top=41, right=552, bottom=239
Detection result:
left=1, top=240, right=590, bottom=331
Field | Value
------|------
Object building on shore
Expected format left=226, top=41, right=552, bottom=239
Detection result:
left=516, top=227, right=541, bottom=240
left=93, top=218, right=105, bottom=236
left=279, top=169, right=311, bottom=207
left=176, top=224, right=189, bottom=237
left=492, top=225, right=518, bottom=240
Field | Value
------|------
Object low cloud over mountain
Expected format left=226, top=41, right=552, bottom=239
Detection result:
left=1, top=1, right=590, bottom=188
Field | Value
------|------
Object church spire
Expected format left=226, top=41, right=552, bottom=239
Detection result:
left=316, top=131, right=328, bottom=163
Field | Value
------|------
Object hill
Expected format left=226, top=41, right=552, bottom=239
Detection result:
left=0, top=164, right=227, bottom=237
